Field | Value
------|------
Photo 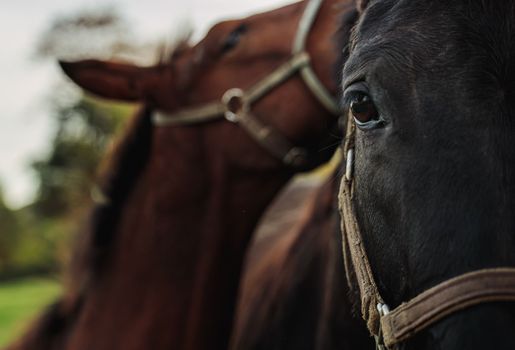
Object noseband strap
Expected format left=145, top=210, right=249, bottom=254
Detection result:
left=152, top=0, right=340, bottom=168
left=381, top=268, right=515, bottom=347
left=340, top=111, right=515, bottom=349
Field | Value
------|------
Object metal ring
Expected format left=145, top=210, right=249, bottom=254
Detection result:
left=222, top=88, right=246, bottom=123
left=224, top=111, right=239, bottom=123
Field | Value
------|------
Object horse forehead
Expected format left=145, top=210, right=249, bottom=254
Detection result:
left=357, top=0, right=515, bottom=49
left=350, top=1, right=515, bottom=86
left=356, top=1, right=448, bottom=49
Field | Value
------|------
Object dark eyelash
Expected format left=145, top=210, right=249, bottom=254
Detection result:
left=341, top=82, right=370, bottom=106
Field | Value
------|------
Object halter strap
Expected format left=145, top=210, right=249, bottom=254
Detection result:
left=293, top=0, right=341, bottom=115
left=339, top=116, right=385, bottom=338
left=381, top=268, right=515, bottom=346
left=152, top=0, right=341, bottom=168
left=339, top=110, right=515, bottom=349
left=153, top=53, right=312, bottom=167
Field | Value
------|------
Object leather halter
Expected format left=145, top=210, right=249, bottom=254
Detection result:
left=339, top=111, right=515, bottom=349
left=151, top=0, right=341, bottom=169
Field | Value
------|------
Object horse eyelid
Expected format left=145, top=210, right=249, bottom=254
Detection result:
left=221, top=24, right=248, bottom=53
left=343, top=82, right=369, bottom=99
left=341, top=88, right=369, bottom=109
left=354, top=116, right=386, bottom=130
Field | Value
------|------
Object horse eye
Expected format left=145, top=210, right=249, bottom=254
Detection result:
left=349, top=93, right=383, bottom=130
left=350, top=93, right=377, bottom=122
left=221, top=24, right=247, bottom=53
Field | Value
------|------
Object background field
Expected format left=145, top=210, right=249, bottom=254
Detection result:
left=0, top=278, right=61, bottom=347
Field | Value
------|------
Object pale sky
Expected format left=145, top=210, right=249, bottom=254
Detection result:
left=0, top=0, right=292, bottom=209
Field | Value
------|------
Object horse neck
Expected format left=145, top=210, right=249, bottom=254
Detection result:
left=180, top=158, right=292, bottom=349
left=230, top=174, right=374, bottom=350
left=83, top=126, right=292, bottom=349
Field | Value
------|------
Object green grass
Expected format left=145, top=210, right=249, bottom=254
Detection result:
left=0, top=277, right=61, bottom=347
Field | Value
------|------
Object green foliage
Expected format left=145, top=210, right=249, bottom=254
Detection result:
left=2, top=2, right=144, bottom=280
left=0, top=186, right=22, bottom=273
left=1, top=5, right=137, bottom=279
left=0, top=96, right=133, bottom=279
left=7, top=210, right=72, bottom=277
left=0, top=278, right=61, bottom=347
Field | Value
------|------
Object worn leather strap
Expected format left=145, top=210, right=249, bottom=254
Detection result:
left=339, top=113, right=384, bottom=336
left=339, top=174, right=384, bottom=336
left=381, top=268, right=515, bottom=347
left=339, top=108, right=515, bottom=349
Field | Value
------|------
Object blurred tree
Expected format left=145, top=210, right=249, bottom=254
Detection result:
left=31, top=7, right=143, bottom=219
left=0, top=8, right=146, bottom=279
left=34, top=7, right=158, bottom=64
left=0, top=183, right=21, bottom=271
left=0, top=96, right=132, bottom=279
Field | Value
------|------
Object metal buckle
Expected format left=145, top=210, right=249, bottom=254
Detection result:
left=375, top=303, right=391, bottom=350
left=222, top=88, right=246, bottom=123
left=345, top=148, right=354, bottom=181
left=377, top=303, right=390, bottom=316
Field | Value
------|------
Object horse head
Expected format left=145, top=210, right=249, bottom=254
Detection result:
left=59, top=1, right=344, bottom=174
left=341, top=1, right=515, bottom=349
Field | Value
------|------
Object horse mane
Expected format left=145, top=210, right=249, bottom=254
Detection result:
left=66, top=105, right=153, bottom=298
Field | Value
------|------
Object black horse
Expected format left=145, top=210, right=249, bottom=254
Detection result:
left=341, top=0, right=515, bottom=349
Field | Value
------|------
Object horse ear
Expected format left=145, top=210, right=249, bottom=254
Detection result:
left=59, top=60, right=162, bottom=102
left=357, top=0, right=370, bottom=13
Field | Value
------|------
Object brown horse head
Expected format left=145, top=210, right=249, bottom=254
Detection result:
left=59, top=0, right=346, bottom=173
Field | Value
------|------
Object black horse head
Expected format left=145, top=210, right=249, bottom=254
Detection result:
left=341, top=0, right=515, bottom=348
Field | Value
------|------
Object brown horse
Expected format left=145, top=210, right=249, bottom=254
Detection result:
left=8, top=1, right=353, bottom=349
left=231, top=167, right=374, bottom=350
left=229, top=6, right=376, bottom=350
